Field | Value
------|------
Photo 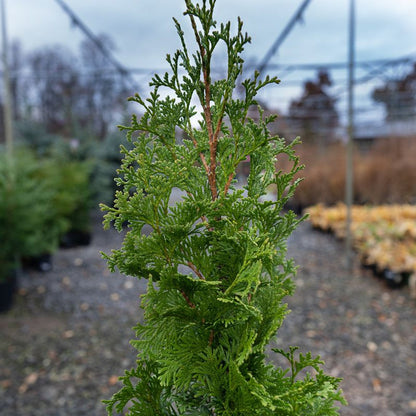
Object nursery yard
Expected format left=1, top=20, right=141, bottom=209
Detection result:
left=0, top=209, right=415, bottom=416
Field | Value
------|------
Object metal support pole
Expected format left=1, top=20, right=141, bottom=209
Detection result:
left=345, top=0, right=355, bottom=271
left=1, top=0, right=14, bottom=157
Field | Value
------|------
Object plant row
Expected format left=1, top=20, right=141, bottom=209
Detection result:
left=307, top=203, right=416, bottom=288
left=0, top=145, right=92, bottom=282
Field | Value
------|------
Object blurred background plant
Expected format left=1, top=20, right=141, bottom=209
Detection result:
left=280, top=136, right=416, bottom=212
left=0, top=147, right=62, bottom=277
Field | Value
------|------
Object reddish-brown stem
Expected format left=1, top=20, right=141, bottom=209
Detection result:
left=199, top=153, right=210, bottom=175
left=188, top=13, right=218, bottom=201
left=187, top=261, right=205, bottom=280
left=204, top=72, right=218, bottom=201
left=181, top=290, right=195, bottom=309
left=212, top=93, right=228, bottom=146
left=224, top=171, right=235, bottom=196
left=187, top=136, right=210, bottom=178
left=208, top=329, right=215, bottom=346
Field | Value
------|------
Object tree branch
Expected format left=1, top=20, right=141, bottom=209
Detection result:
left=188, top=12, right=218, bottom=201
left=180, top=289, right=195, bottom=309
left=187, top=129, right=210, bottom=175
left=187, top=261, right=205, bottom=280
left=224, top=171, right=235, bottom=196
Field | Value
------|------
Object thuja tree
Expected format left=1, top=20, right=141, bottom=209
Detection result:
left=101, top=1, right=346, bottom=414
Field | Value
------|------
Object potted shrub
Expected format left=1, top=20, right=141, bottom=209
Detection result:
left=101, top=1, right=346, bottom=414
left=0, top=147, right=63, bottom=310
left=20, top=134, right=95, bottom=248
left=39, top=153, right=93, bottom=248
left=89, top=131, right=134, bottom=206
left=0, top=163, right=19, bottom=312
left=55, top=160, right=93, bottom=248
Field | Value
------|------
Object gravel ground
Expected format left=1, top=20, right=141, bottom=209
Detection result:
left=1, top=209, right=415, bottom=416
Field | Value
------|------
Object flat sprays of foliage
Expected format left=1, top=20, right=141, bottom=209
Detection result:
left=101, top=1, right=346, bottom=414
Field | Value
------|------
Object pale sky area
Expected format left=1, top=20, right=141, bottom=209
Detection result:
left=4, top=0, right=416, bottom=125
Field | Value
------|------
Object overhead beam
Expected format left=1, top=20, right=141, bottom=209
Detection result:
left=257, top=0, right=313, bottom=75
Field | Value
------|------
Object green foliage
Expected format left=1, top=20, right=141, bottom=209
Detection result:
left=16, top=117, right=122, bottom=208
left=91, top=130, right=135, bottom=205
left=41, top=155, right=93, bottom=234
left=15, top=119, right=62, bottom=156
left=0, top=148, right=63, bottom=279
left=101, top=1, right=346, bottom=414
left=0, top=145, right=94, bottom=280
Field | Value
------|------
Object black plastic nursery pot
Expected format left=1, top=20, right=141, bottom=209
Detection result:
left=60, top=229, right=91, bottom=248
left=362, top=262, right=411, bottom=289
left=361, top=262, right=385, bottom=279
left=0, top=271, right=18, bottom=313
left=22, top=253, right=53, bottom=272
left=383, top=269, right=410, bottom=289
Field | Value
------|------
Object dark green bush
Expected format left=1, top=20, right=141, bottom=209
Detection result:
left=41, top=156, right=93, bottom=235
left=0, top=148, right=63, bottom=279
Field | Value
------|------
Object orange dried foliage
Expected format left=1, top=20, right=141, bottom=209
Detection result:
left=278, top=136, right=416, bottom=209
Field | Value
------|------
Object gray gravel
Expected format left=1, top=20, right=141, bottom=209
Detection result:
left=1, top=210, right=415, bottom=416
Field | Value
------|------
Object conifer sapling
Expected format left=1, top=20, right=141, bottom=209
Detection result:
left=101, top=0, right=346, bottom=414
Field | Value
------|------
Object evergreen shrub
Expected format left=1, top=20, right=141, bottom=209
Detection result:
left=92, top=131, right=134, bottom=205
left=101, top=1, right=346, bottom=414
left=0, top=147, right=63, bottom=279
left=51, top=158, right=92, bottom=236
